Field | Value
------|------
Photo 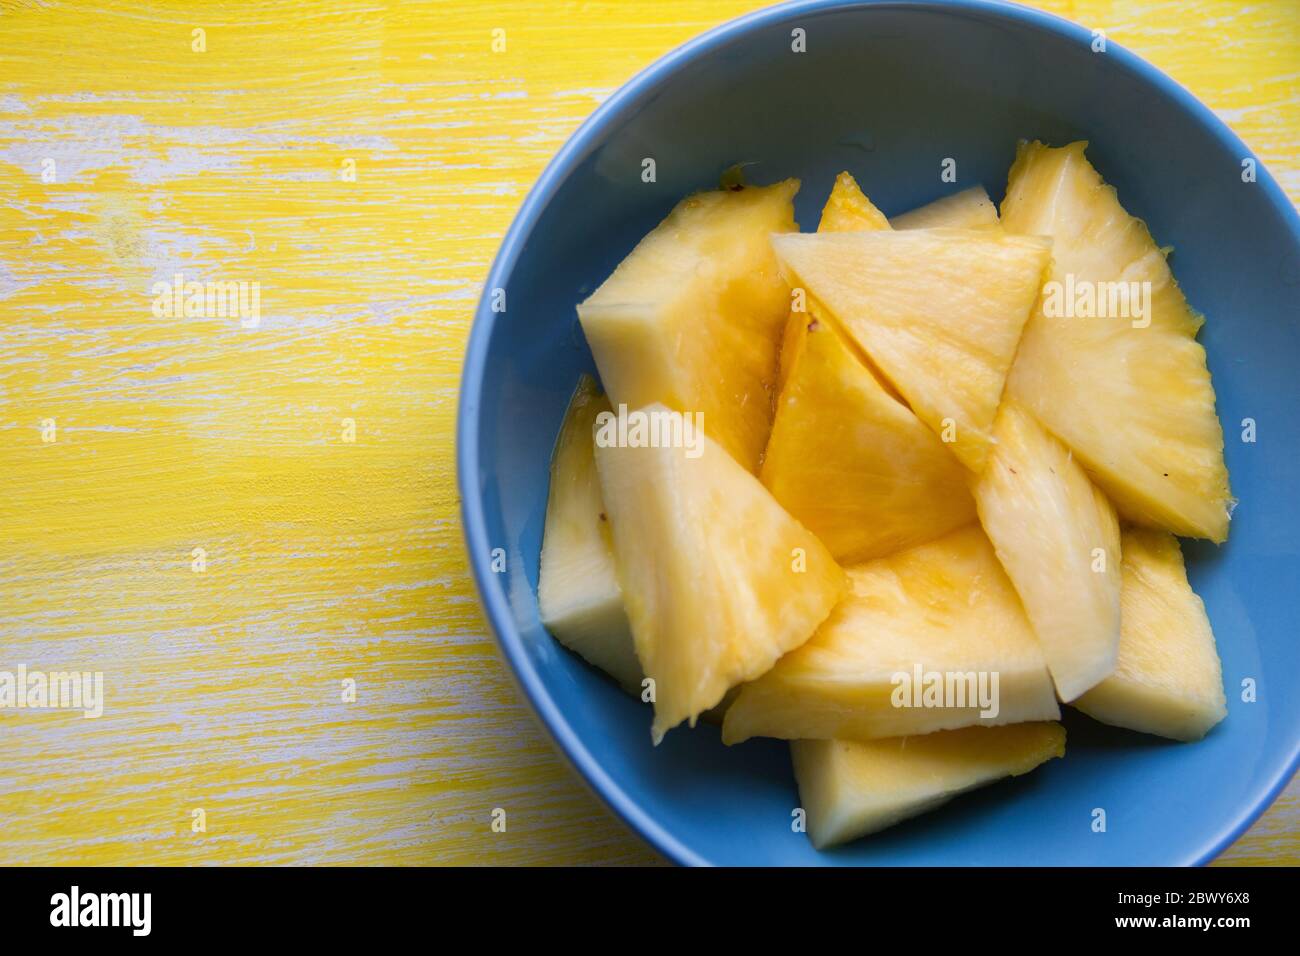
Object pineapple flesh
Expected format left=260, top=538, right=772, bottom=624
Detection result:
left=818, top=171, right=892, bottom=232
left=577, top=181, right=799, bottom=473
left=891, top=185, right=999, bottom=230
left=776, top=172, right=888, bottom=393
left=538, top=376, right=641, bottom=692
left=762, top=174, right=975, bottom=562
left=1074, top=528, right=1227, bottom=740
left=763, top=315, right=976, bottom=562
left=792, top=723, right=1065, bottom=848
left=1002, top=141, right=1231, bottom=541
left=771, top=228, right=1051, bottom=472
left=542, top=146, right=1232, bottom=846
left=722, top=525, right=1060, bottom=745
left=972, top=401, right=1122, bottom=701
left=595, top=404, right=846, bottom=743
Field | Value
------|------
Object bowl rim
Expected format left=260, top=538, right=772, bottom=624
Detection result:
left=456, top=0, right=1300, bottom=867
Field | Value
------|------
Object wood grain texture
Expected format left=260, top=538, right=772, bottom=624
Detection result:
left=0, top=0, right=1294, bottom=866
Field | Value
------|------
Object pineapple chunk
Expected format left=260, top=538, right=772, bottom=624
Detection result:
left=792, top=723, right=1065, bottom=847
left=771, top=228, right=1051, bottom=472
left=595, top=405, right=846, bottom=743
left=972, top=402, right=1122, bottom=701
left=775, top=172, right=885, bottom=393
left=1074, top=528, right=1227, bottom=740
left=538, top=381, right=808, bottom=725
left=818, top=171, right=891, bottom=232
left=722, top=525, right=1060, bottom=745
left=763, top=316, right=976, bottom=562
left=778, top=171, right=895, bottom=389
left=578, top=181, right=799, bottom=473
left=762, top=174, right=974, bottom=561
left=1002, top=141, right=1231, bottom=541
left=891, top=186, right=999, bottom=230
left=538, top=376, right=641, bottom=692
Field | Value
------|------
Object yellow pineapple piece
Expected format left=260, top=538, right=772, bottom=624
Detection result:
left=972, top=401, right=1122, bottom=701
left=1002, top=141, right=1231, bottom=541
left=1074, top=528, right=1227, bottom=740
left=891, top=185, right=999, bottom=230
left=722, top=525, right=1059, bottom=745
left=595, top=405, right=846, bottom=743
left=771, top=228, right=1051, bottom=472
left=538, top=382, right=807, bottom=725
left=818, top=171, right=891, bottom=232
left=778, top=170, right=887, bottom=392
left=578, top=181, right=799, bottom=473
left=777, top=171, right=890, bottom=391
left=762, top=175, right=974, bottom=561
left=538, top=376, right=641, bottom=692
left=792, top=723, right=1065, bottom=847
left=763, top=316, right=975, bottom=562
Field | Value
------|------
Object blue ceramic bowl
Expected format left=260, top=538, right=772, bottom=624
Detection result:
left=458, top=0, right=1300, bottom=865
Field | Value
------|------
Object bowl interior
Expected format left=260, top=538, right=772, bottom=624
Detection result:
left=460, top=0, right=1300, bottom=865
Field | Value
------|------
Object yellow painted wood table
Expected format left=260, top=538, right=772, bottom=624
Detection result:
left=0, top=0, right=1295, bottom=866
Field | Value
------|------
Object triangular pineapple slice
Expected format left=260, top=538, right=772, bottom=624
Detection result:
left=771, top=228, right=1051, bottom=471
left=792, top=723, right=1065, bottom=848
left=891, top=185, right=999, bottom=230
left=578, top=181, right=799, bottom=473
left=1074, top=528, right=1227, bottom=740
left=1002, top=141, right=1232, bottom=541
left=763, top=317, right=976, bottom=562
left=538, top=376, right=641, bottom=692
left=972, top=401, right=1122, bottom=701
left=595, top=405, right=846, bottom=743
left=818, top=171, right=891, bottom=232
left=722, top=525, right=1060, bottom=745
left=538, top=380, right=751, bottom=725
left=775, top=172, right=887, bottom=393
left=762, top=175, right=975, bottom=561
